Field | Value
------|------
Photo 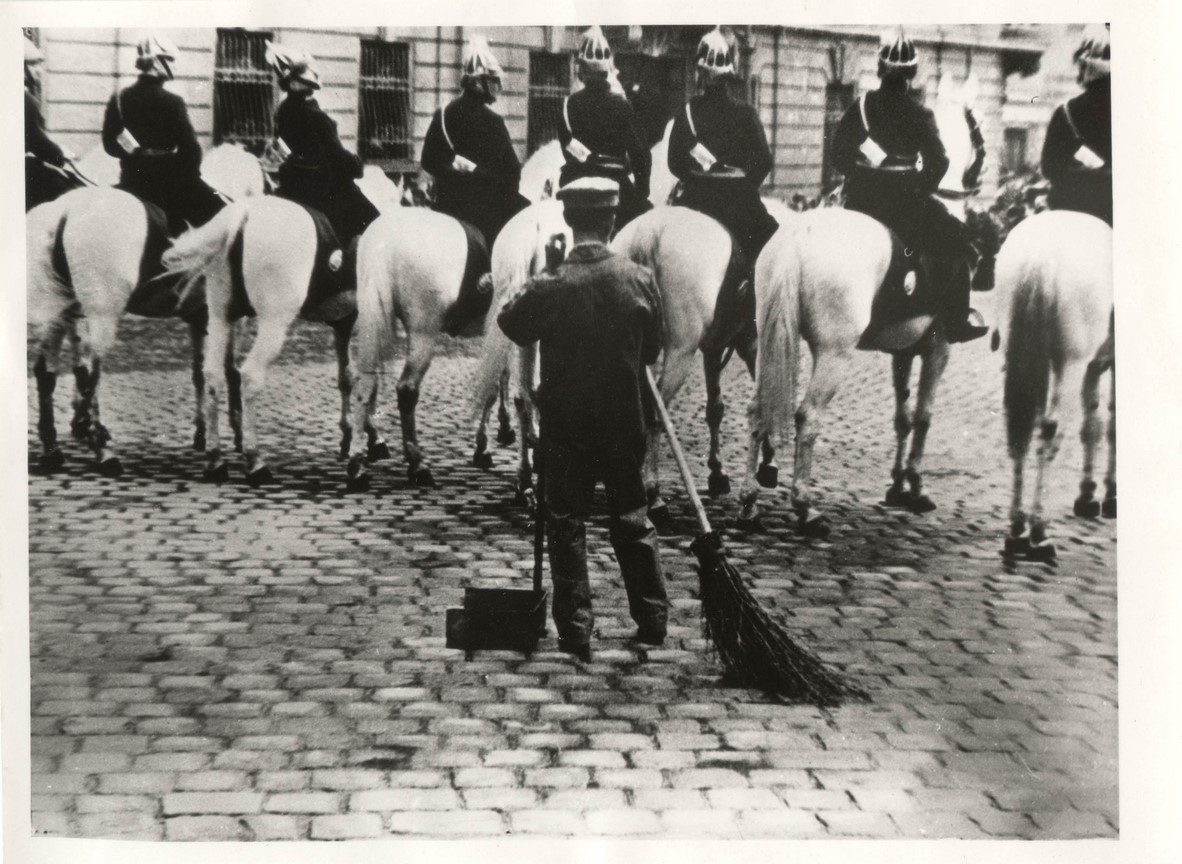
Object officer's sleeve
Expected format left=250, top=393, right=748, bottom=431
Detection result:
left=420, top=110, right=451, bottom=176
left=667, top=105, right=697, bottom=182
left=1040, top=105, right=1079, bottom=183
left=101, top=94, right=129, bottom=159
left=316, top=111, right=364, bottom=179
left=915, top=107, right=950, bottom=194
left=743, top=105, right=773, bottom=188
left=173, top=97, right=204, bottom=174
left=829, top=103, right=865, bottom=177
left=25, top=92, right=64, bottom=166
left=637, top=267, right=663, bottom=367
left=497, top=277, right=552, bottom=347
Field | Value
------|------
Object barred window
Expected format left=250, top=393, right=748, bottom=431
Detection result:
left=214, top=29, right=275, bottom=156
left=527, top=51, right=570, bottom=155
left=358, top=40, right=413, bottom=166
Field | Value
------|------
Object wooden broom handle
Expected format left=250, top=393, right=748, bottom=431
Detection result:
left=645, top=369, right=713, bottom=535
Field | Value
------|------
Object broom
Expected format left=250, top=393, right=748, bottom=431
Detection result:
left=646, top=370, right=864, bottom=706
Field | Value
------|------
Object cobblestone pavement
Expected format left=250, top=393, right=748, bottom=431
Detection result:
left=26, top=316, right=1117, bottom=841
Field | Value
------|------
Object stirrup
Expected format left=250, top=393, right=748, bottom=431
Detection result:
left=328, top=249, right=344, bottom=272
left=477, top=272, right=494, bottom=295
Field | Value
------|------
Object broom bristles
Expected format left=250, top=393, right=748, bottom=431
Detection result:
left=691, top=532, right=865, bottom=705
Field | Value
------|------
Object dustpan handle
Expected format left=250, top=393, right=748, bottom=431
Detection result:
left=645, top=369, right=713, bottom=535
left=533, top=444, right=545, bottom=594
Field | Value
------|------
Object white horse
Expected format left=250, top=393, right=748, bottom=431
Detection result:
left=740, top=76, right=992, bottom=534
left=27, top=145, right=265, bottom=476
left=992, top=210, right=1114, bottom=561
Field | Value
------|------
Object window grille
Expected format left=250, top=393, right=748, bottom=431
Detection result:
left=527, top=51, right=570, bottom=155
left=358, top=39, right=413, bottom=165
left=213, top=29, right=275, bottom=156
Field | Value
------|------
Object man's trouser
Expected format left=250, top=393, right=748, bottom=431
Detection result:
left=1048, top=171, right=1112, bottom=227
left=542, top=441, right=668, bottom=646
left=121, top=157, right=226, bottom=231
left=277, top=164, right=381, bottom=248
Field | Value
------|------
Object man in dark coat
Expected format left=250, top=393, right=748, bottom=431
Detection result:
left=420, top=35, right=530, bottom=249
left=101, top=34, right=224, bottom=230
left=557, top=26, right=652, bottom=229
left=498, top=177, right=669, bottom=663
left=1041, top=25, right=1112, bottom=226
left=268, top=45, right=379, bottom=245
left=830, top=30, right=987, bottom=343
left=667, top=27, right=778, bottom=267
left=24, top=36, right=78, bottom=211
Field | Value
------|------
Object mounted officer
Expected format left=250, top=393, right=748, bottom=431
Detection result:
left=266, top=44, right=380, bottom=248
left=24, top=34, right=80, bottom=211
left=421, top=35, right=530, bottom=247
left=557, top=26, right=653, bottom=229
left=668, top=27, right=779, bottom=268
left=830, top=30, right=988, bottom=344
left=101, top=33, right=225, bottom=231
left=1041, top=24, right=1111, bottom=226
left=497, top=177, right=669, bottom=663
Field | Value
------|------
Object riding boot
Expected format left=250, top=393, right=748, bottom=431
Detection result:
left=936, top=255, right=988, bottom=344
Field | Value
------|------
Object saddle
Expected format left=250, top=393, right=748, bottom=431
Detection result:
left=119, top=201, right=200, bottom=320
left=856, top=231, right=938, bottom=352
left=440, top=218, right=493, bottom=338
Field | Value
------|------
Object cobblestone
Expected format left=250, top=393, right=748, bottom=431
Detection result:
left=26, top=331, right=1118, bottom=840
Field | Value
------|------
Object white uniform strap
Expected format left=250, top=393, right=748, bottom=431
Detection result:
left=1062, top=101, right=1082, bottom=140
left=440, top=105, right=456, bottom=152
left=563, top=96, right=572, bottom=134
left=858, top=92, right=870, bottom=134
left=685, top=102, right=698, bottom=138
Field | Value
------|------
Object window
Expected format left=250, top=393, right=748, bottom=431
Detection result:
left=359, top=39, right=413, bottom=167
left=1003, top=127, right=1029, bottom=178
left=527, top=51, right=570, bottom=155
left=822, top=81, right=855, bottom=194
left=213, top=29, right=275, bottom=156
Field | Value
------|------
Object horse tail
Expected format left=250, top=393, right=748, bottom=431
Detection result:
left=469, top=209, right=543, bottom=421
left=750, top=231, right=801, bottom=445
left=354, top=218, right=400, bottom=370
left=1000, top=242, right=1053, bottom=457
left=159, top=201, right=251, bottom=303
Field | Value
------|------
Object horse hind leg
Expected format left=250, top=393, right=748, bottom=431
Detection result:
left=75, top=315, right=122, bottom=476
left=1073, top=357, right=1107, bottom=519
left=33, top=316, right=74, bottom=471
left=790, top=348, right=849, bottom=537
left=496, top=371, right=516, bottom=446
left=396, top=333, right=438, bottom=487
left=702, top=350, right=731, bottom=496
left=1027, top=360, right=1077, bottom=560
left=902, top=336, right=951, bottom=514
left=200, top=311, right=232, bottom=483
left=236, top=315, right=292, bottom=486
left=885, top=353, right=916, bottom=507
left=1102, top=368, right=1116, bottom=518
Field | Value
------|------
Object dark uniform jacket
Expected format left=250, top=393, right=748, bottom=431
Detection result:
left=498, top=243, right=662, bottom=458
left=831, top=85, right=963, bottom=254
left=421, top=90, right=529, bottom=246
left=26, top=90, right=77, bottom=211
left=274, top=94, right=378, bottom=243
left=558, top=80, right=652, bottom=226
left=667, top=85, right=777, bottom=264
left=1040, top=77, right=1112, bottom=225
left=102, top=76, right=223, bottom=227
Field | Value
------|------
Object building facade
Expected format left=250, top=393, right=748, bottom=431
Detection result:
left=29, top=24, right=1090, bottom=201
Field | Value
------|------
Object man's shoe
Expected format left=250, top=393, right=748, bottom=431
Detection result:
left=636, top=626, right=666, bottom=647
left=558, top=639, right=593, bottom=663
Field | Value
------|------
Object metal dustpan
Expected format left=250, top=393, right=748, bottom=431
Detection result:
left=446, top=450, right=548, bottom=655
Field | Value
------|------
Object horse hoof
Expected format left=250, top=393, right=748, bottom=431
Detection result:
left=98, top=457, right=123, bottom=478
left=193, top=429, right=206, bottom=452
left=707, top=472, right=731, bottom=497
left=204, top=463, right=229, bottom=484
left=1074, top=496, right=1101, bottom=518
left=410, top=467, right=436, bottom=488
left=472, top=451, right=494, bottom=470
left=756, top=464, right=779, bottom=489
left=647, top=501, right=671, bottom=524
left=496, top=427, right=517, bottom=446
left=368, top=441, right=391, bottom=462
left=246, top=466, right=275, bottom=487
left=798, top=514, right=830, bottom=539
left=736, top=516, right=762, bottom=533
left=1003, top=535, right=1031, bottom=557
left=513, top=486, right=535, bottom=509
left=1101, top=497, right=1116, bottom=519
left=345, top=471, right=370, bottom=493
left=884, top=486, right=912, bottom=508
left=339, top=431, right=353, bottom=460
left=39, top=449, right=65, bottom=472
left=233, top=436, right=244, bottom=454
left=1027, top=542, right=1057, bottom=564
left=909, top=494, right=936, bottom=514
left=70, top=419, right=90, bottom=441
